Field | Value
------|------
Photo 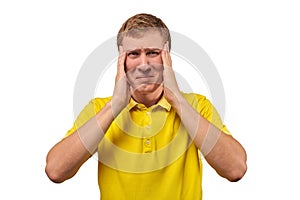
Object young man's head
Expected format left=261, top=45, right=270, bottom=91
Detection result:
left=117, top=13, right=171, bottom=51
left=117, top=13, right=171, bottom=97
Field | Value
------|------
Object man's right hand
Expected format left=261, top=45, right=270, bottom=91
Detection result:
left=111, top=46, right=131, bottom=117
left=45, top=47, right=131, bottom=182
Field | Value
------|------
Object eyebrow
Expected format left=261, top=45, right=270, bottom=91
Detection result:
left=127, top=48, right=162, bottom=52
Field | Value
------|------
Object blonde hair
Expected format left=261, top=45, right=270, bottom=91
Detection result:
left=117, top=13, right=171, bottom=50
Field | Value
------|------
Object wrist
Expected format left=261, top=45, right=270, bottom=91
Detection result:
left=109, top=99, right=123, bottom=118
left=168, top=92, right=185, bottom=112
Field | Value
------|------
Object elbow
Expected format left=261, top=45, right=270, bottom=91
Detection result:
left=45, top=163, right=66, bottom=184
left=226, top=144, right=248, bottom=182
left=226, top=160, right=247, bottom=182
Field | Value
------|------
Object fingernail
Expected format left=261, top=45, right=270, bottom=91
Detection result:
left=164, top=42, right=169, bottom=52
left=119, top=46, right=124, bottom=53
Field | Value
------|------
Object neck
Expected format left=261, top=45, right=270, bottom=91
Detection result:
left=131, top=86, right=163, bottom=107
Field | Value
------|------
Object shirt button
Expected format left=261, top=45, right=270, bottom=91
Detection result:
left=145, top=139, right=151, bottom=145
left=146, top=125, right=150, bottom=130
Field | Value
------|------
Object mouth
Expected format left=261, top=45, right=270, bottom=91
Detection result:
left=136, top=76, right=154, bottom=80
left=135, top=76, right=160, bottom=85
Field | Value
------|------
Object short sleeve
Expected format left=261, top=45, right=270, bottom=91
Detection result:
left=184, top=93, right=231, bottom=135
left=65, top=97, right=111, bottom=137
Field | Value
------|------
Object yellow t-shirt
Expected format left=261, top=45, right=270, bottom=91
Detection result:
left=66, top=93, right=230, bottom=200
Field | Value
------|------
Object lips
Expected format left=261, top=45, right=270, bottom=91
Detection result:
left=135, top=74, right=157, bottom=80
left=136, top=76, right=154, bottom=79
left=135, top=76, right=159, bottom=84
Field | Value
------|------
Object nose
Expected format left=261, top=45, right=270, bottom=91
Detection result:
left=140, top=52, right=148, bottom=65
left=137, top=53, right=151, bottom=72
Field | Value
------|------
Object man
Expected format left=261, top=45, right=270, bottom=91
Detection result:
left=46, top=13, right=247, bottom=199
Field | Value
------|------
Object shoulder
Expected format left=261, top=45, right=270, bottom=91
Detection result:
left=77, top=96, right=112, bottom=120
left=65, top=96, right=112, bottom=137
left=181, top=92, right=230, bottom=134
left=181, top=92, right=212, bottom=108
left=91, top=96, right=112, bottom=110
left=181, top=92, right=216, bottom=117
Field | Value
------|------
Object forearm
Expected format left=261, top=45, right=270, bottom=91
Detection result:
left=202, top=128, right=247, bottom=182
left=172, top=95, right=247, bottom=181
left=45, top=101, right=115, bottom=183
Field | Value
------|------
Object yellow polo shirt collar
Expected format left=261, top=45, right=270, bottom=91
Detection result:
left=127, top=96, right=171, bottom=111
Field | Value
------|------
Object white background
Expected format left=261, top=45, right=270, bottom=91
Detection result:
left=1, top=0, right=299, bottom=199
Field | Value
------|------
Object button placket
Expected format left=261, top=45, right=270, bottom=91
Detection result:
left=139, top=107, right=153, bottom=153
left=144, top=109, right=152, bottom=132
left=143, top=138, right=152, bottom=153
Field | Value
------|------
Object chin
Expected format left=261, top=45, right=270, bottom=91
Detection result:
left=134, top=84, right=162, bottom=94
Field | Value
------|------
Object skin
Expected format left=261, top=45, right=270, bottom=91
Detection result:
left=45, top=31, right=247, bottom=183
left=122, top=31, right=165, bottom=107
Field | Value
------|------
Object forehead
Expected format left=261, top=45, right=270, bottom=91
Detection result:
left=122, top=31, right=165, bottom=51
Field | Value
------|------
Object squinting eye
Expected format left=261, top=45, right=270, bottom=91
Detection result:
left=146, top=51, right=160, bottom=57
left=127, top=52, right=139, bottom=57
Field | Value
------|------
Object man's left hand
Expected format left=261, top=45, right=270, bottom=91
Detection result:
left=162, top=42, right=182, bottom=107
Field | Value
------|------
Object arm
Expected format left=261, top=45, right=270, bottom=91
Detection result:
left=162, top=45, right=247, bottom=182
left=45, top=48, right=130, bottom=183
left=45, top=102, right=114, bottom=183
left=171, top=96, right=247, bottom=181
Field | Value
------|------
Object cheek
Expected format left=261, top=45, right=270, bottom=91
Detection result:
left=152, top=56, right=163, bottom=65
left=153, top=57, right=164, bottom=71
left=125, top=56, right=163, bottom=72
left=125, top=58, right=138, bottom=72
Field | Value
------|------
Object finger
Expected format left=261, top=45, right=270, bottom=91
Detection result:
left=161, top=43, right=168, bottom=66
left=117, top=46, right=126, bottom=74
left=115, top=46, right=127, bottom=84
left=162, top=45, right=172, bottom=68
left=163, top=41, right=169, bottom=52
